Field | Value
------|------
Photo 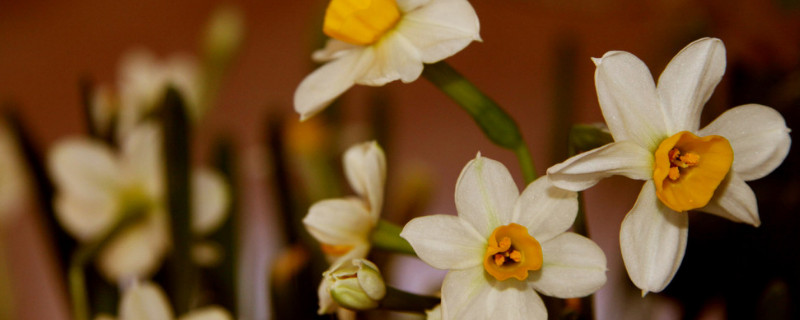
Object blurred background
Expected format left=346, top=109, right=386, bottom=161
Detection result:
left=1, top=0, right=799, bottom=319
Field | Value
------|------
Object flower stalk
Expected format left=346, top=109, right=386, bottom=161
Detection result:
left=370, top=219, right=416, bottom=256
left=423, top=61, right=536, bottom=183
left=378, top=286, right=441, bottom=314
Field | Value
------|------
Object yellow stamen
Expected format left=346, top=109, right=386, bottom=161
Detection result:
left=320, top=243, right=354, bottom=256
left=483, top=223, right=542, bottom=281
left=653, top=131, right=733, bottom=212
left=323, top=0, right=401, bottom=45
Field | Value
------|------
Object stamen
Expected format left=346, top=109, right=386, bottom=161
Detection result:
left=509, top=250, right=522, bottom=262
left=680, top=153, right=700, bottom=165
left=498, top=237, right=511, bottom=252
left=668, top=167, right=680, bottom=181
left=494, top=254, right=505, bottom=266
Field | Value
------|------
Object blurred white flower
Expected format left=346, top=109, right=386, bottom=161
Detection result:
left=303, top=141, right=386, bottom=316
left=95, top=281, right=231, bottom=320
left=48, top=122, right=229, bottom=281
left=547, top=38, right=792, bottom=294
left=402, top=154, right=607, bottom=320
left=294, top=0, right=481, bottom=120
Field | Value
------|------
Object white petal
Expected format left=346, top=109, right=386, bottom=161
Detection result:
left=311, top=39, right=361, bottom=63
left=343, top=141, right=386, bottom=219
left=594, top=50, right=668, bottom=150
left=699, top=104, right=791, bottom=181
left=121, top=122, right=163, bottom=198
left=396, top=0, right=481, bottom=63
left=620, top=181, right=688, bottom=295
left=440, top=267, right=492, bottom=320
left=97, top=212, right=170, bottom=281
left=657, top=38, right=726, bottom=132
left=400, top=215, right=485, bottom=270
left=546, top=141, right=654, bottom=191
left=303, top=198, right=373, bottom=246
left=49, top=138, right=121, bottom=200
left=356, top=31, right=424, bottom=85
left=119, top=281, right=174, bottom=320
left=317, top=274, right=336, bottom=314
left=701, top=172, right=760, bottom=226
left=396, top=0, right=432, bottom=12
left=191, top=168, right=230, bottom=235
left=486, top=280, right=546, bottom=320
left=178, top=307, right=233, bottom=320
left=512, top=176, right=578, bottom=242
left=530, top=232, right=607, bottom=298
left=54, top=194, right=118, bottom=241
left=455, top=154, right=519, bottom=237
left=294, top=49, right=373, bottom=120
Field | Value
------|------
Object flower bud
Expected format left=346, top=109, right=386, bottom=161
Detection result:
left=326, top=259, right=385, bottom=311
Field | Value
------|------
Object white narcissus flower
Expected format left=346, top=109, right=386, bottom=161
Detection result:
left=95, top=281, right=232, bottom=320
left=401, top=154, right=607, bottom=320
left=294, top=0, right=481, bottom=120
left=49, top=122, right=230, bottom=282
left=546, top=37, right=792, bottom=294
left=115, top=48, right=202, bottom=140
left=302, top=141, right=386, bottom=317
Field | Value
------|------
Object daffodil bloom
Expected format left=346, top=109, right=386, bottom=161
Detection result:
left=546, top=38, right=792, bottom=294
left=114, top=48, right=202, bottom=140
left=49, top=122, right=229, bottom=281
left=303, top=141, right=386, bottom=317
left=95, top=281, right=232, bottom=320
left=294, top=0, right=481, bottom=120
left=401, top=154, right=607, bottom=319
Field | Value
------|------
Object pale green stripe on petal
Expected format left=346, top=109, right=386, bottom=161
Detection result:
left=454, top=154, right=519, bottom=237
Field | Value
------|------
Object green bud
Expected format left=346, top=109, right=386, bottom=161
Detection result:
left=327, top=259, right=386, bottom=311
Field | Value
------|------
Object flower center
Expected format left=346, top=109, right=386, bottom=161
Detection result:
left=483, top=223, right=542, bottom=281
left=653, top=131, right=733, bottom=212
left=323, top=0, right=401, bottom=45
left=320, top=243, right=354, bottom=256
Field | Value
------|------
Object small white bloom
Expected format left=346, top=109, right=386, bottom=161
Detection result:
left=547, top=38, right=791, bottom=294
left=303, top=141, right=386, bottom=315
left=115, top=48, right=202, bottom=140
left=401, top=154, right=607, bottom=320
left=96, top=280, right=232, bottom=320
left=294, top=0, right=481, bottom=120
left=48, top=122, right=230, bottom=281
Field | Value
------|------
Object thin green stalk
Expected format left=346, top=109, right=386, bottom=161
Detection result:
left=68, top=208, right=146, bottom=320
left=423, top=61, right=536, bottom=183
left=370, top=220, right=416, bottom=256
left=379, top=286, right=440, bottom=314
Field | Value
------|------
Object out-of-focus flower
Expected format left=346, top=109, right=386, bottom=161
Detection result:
left=294, top=0, right=481, bottom=120
left=402, top=154, right=607, bottom=319
left=114, top=48, right=201, bottom=140
left=303, top=141, right=386, bottom=317
left=95, top=281, right=232, bottom=320
left=325, top=259, right=386, bottom=311
left=0, top=120, right=28, bottom=228
left=547, top=38, right=791, bottom=294
left=48, top=122, right=229, bottom=281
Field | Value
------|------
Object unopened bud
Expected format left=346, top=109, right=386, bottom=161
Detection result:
left=327, top=259, right=385, bottom=310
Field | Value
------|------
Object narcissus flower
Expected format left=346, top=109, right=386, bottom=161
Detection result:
left=303, top=141, right=386, bottom=316
left=49, top=122, right=229, bottom=281
left=547, top=38, right=792, bottom=294
left=294, top=0, right=481, bottom=120
left=95, top=281, right=232, bottom=320
left=401, top=154, right=607, bottom=320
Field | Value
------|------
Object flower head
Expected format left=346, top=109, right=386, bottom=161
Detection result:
left=303, top=141, right=386, bottom=315
left=48, top=122, right=230, bottom=281
left=547, top=38, right=792, bottom=294
left=294, top=0, right=481, bottom=120
left=96, top=280, right=231, bottom=320
left=401, top=154, right=607, bottom=319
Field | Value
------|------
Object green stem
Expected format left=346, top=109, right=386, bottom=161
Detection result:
left=379, top=286, right=440, bottom=314
left=370, top=220, right=415, bottom=256
left=423, top=61, right=536, bottom=183
left=68, top=209, right=146, bottom=320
